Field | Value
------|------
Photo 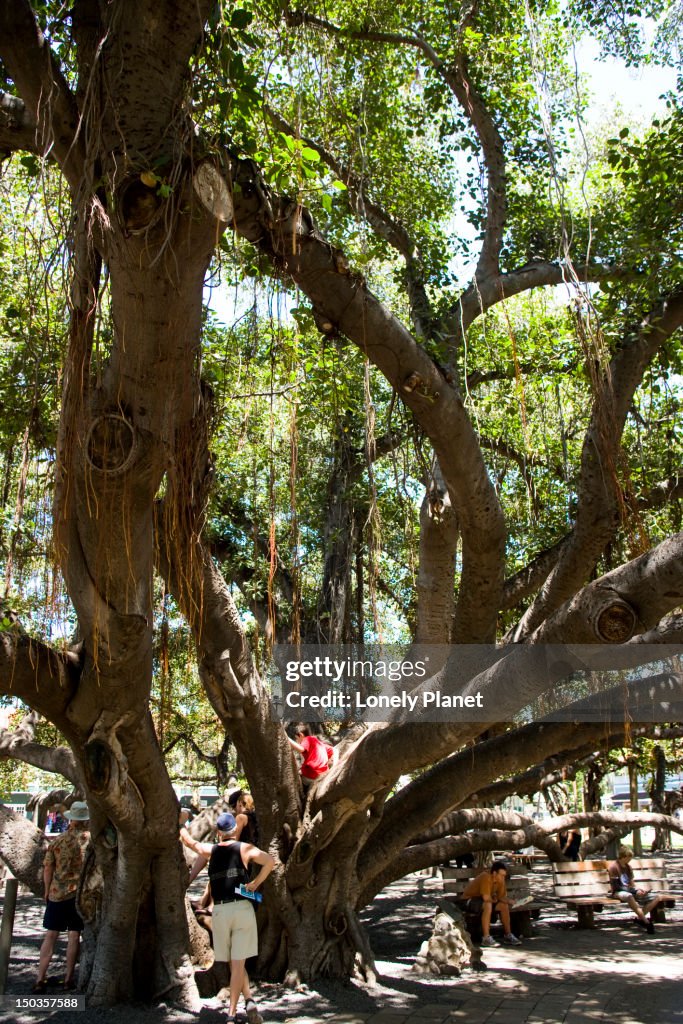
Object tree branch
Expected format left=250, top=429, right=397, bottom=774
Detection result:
left=530, top=530, right=683, bottom=643
left=223, top=152, right=506, bottom=643
left=0, top=711, right=80, bottom=784
left=285, top=6, right=506, bottom=290
left=514, top=285, right=683, bottom=639
left=0, top=803, right=48, bottom=895
left=265, top=105, right=435, bottom=338
left=0, top=627, right=81, bottom=733
left=631, top=611, right=683, bottom=644
left=637, top=474, right=683, bottom=512
left=501, top=534, right=569, bottom=612
left=457, top=260, right=638, bottom=335
left=0, top=91, right=41, bottom=156
left=0, top=1, right=85, bottom=186
left=361, top=809, right=683, bottom=903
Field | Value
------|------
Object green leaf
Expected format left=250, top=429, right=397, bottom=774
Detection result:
left=230, top=9, right=253, bottom=29
left=19, top=154, right=40, bottom=177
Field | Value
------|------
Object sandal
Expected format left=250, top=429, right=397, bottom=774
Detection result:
left=245, top=998, right=263, bottom=1024
left=31, top=980, right=48, bottom=994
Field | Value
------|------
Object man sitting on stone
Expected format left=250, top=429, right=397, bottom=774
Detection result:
left=462, top=860, right=521, bottom=947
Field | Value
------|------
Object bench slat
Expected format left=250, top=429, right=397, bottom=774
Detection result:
left=553, top=860, right=608, bottom=873
left=554, top=883, right=611, bottom=898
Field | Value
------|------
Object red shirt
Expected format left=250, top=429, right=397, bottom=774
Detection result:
left=300, top=735, right=333, bottom=779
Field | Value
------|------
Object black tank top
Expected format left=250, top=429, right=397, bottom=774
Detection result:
left=240, top=811, right=259, bottom=847
left=208, top=842, right=250, bottom=902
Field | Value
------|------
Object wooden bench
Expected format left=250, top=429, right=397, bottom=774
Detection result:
left=442, top=866, right=541, bottom=940
left=552, top=858, right=678, bottom=928
left=509, top=851, right=547, bottom=869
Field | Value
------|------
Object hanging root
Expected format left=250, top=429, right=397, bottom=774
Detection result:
left=347, top=908, right=377, bottom=985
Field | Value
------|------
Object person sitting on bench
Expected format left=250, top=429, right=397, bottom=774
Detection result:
left=608, top=845, right=661, bottom=934
left=462, top=860, right=522, bottom=947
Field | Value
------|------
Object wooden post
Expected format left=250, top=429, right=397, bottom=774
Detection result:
left=0, top=875, right=18, bottom=994
left=628, top=759, right=643, bottom=856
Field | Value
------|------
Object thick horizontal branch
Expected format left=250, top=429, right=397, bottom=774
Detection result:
left=357, top=717, right=612, bottom=886
left=530, top=530, right=683, bottom=643
left=0, top=628, right=81, bottom=731
left=360, top=808, right=683, bottom=904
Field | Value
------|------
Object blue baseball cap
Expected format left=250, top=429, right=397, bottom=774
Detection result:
left=216, top=812, right=237, bottom=833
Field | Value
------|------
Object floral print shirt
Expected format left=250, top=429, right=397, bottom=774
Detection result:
left=44, top=826, right=90, bottom=902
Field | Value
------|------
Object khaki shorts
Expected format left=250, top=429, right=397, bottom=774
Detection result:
left=212, top=900, right=258, bottom=962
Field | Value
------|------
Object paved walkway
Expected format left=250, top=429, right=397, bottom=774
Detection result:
left=277, top=862, right=683, bottom=1024
left=2, top=859, right=682, bottom=1023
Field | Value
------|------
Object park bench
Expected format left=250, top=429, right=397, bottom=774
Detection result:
left=441, top=866, right=541, bottom=940
left=552, top=857, right=678, bottom=928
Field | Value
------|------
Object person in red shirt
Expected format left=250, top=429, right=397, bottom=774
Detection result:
left=288, top=723, right=333, bottom=787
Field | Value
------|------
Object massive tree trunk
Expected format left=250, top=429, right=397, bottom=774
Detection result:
left=1, top=0, right=683, bottom=1007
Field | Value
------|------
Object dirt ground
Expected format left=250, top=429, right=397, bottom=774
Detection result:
left=2, top=853, right=683, bottom=1024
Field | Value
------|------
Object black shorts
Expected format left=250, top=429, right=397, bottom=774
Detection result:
left=43, top=897, right=83, bottom=933
left=467, top=897, right=500, bottom=917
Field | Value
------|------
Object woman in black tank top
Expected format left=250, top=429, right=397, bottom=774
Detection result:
left=234, top=792, right=260, bottom=847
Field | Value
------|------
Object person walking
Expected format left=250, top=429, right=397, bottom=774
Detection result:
left=188, top=811, right=274, bottom=1024
left=33, top=801, right=91, bottom=992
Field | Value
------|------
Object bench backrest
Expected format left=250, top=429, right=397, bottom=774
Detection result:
left=628, top=858, right=671, bottom=892
left=442, top=867, right=531, bottom=901
left=552, top=860, right=609, bottom=898
left=552, top=857, right=671, bottom=897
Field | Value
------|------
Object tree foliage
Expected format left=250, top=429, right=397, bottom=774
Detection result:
left=0, top=0, right=682, bottom=1006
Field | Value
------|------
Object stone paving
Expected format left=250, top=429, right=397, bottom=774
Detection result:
left=1, top=856, right=682, bottom=1023
left=275, top=857, right=683, bottom=1024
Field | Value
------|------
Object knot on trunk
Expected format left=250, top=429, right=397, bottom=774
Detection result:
left=119, top=176, right=162, bottom=234
left=86, top=414, right=137, bottom=476
left=84, top=738, right=114, bottom=793
left=593, top=597, right=637, bottom=642
left=325, top=909, right=348, bottom=937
